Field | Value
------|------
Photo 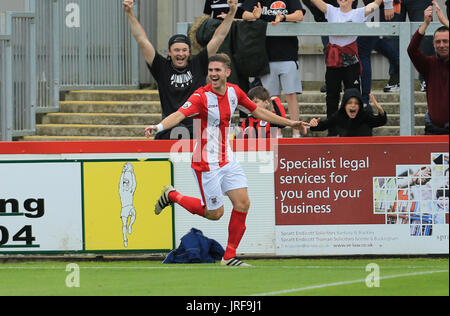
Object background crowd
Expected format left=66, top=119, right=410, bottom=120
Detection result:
left=124, top=0, right=449, bottom=139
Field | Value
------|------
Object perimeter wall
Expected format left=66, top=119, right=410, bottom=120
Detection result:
left=0, top=137, right=448, bottom=256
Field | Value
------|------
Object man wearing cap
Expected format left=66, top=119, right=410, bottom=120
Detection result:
left=123, top=0, right=238, bottom=139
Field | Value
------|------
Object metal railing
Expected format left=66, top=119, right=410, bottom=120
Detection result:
left=0, top=0, right=140, bottom=141
left=178, top=21, right=443, bottom=136
left=56, top=0, right=139, bottom=91
left=0, top=34, right=11, bottom=141
left=0, top=12, right=36, bottom=141
left=32, top=0, right=59, bottom=113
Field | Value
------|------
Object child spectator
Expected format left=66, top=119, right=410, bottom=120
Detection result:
left=241, top=86, right=287, bottom=138
left=301, top=0, right=359, bottom=93
left=358, top=0, right=401, bottom=101
left=310, top=0, right=382, bottom=136
left=309, top=88, right=387, bottom=137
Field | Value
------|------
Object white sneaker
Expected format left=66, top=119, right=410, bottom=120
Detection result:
left=383, top=84, right=400, bottom=92
left=155, top=185, right=176, bottom=215
left=220, top=257, right=252, bottom=267
left=420, top=81, right=427, bottom=92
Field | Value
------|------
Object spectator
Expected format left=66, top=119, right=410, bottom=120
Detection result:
left=123, top=0, right=238, bottom=139
left=407, top=1, right=449, bottom=135
left=398, top=0, right=434, bottom=92
left=242, top=0, right=306, bottom=138
left=301, top=0, right=358, bottom=93
left=358, top=1, right=401, bottom=104
left=309, top=89, right=387, bottom=136
left=310, top=0, right=382, bottom=136
left=203, top=0, right=246, bottom=19
left=202, top=0, right=249, bottom=124
left=241, top=86, right=287, bottom=138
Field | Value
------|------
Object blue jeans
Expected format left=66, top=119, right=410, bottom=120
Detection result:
left=357, top=12, right=400, bottom=105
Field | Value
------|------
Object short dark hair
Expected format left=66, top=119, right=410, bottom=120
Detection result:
left=208, top=53, right=231, bottom=69
left=434, top=26, right=449, bottom=37
left=247, top=86, right=270, bottom=102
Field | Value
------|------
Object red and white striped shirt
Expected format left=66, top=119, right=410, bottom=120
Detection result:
left=178, top=83, right=258, bottom=172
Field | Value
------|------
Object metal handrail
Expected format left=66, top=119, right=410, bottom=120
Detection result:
left=178, top=21, right=443, bottom=136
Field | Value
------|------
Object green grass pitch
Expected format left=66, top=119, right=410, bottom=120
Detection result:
left=0, top=258, right=448, bottom=296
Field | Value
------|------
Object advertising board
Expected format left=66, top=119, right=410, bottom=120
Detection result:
left=0, top=159, right=174, bottom=253
left=275, top=142, right=449, bottom=255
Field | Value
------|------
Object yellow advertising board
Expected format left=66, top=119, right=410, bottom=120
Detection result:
left=83, top=159, right=174, bottom=252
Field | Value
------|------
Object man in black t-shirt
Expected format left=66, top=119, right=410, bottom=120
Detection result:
left=123, top=0, right=238, bottom=139
left=243, top=0, right=306, bottom=138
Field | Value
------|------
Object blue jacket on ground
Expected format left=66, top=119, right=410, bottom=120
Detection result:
left=163, top=228, right=224, bottom=264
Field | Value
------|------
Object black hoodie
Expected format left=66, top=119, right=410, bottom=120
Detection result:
left=310, top=88, right=388, bottom=137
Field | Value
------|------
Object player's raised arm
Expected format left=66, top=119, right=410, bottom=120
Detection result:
left=251, top=107, right=311, bottom=135
left=145, top=111, right=186, bottom=138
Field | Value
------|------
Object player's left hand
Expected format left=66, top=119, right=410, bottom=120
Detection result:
left=291, top=121, right=311, bottom=135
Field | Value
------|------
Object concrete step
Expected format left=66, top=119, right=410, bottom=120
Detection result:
left=299, top=114, right=426, bottom=126
left=297, top=103, right=427, bottom=115
left=59, top=101, right=162, bottom=114
left=26, top=88, right=429, bottom=141
left=58, top=100, right=426, bottom=116
left=64, top=89, right=427, bottom=103
left=34, top=120, right=426, bottom=139
left=298, top=91, right=427, bottom=103
left=64, top=90, right=160, bottom=102
left=42, top=113, right=161, bottom=125
left=35, top=124, right=148, bottom=138
left=42, top=111, right=425, bottom=128
left=22, top=135, right=149, bottom=141
left=285, top=126, right=426, bottom=138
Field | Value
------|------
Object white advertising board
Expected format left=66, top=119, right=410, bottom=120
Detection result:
left=0, top=162, right=83, bottom=252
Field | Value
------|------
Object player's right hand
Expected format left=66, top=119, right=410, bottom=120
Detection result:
left=145, top=125, right=158, bottom=138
